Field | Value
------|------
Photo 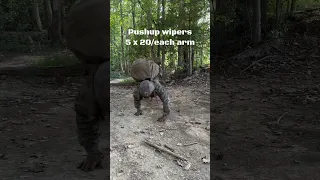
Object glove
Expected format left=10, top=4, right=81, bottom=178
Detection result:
left=77, top=151, right=104, bottom=172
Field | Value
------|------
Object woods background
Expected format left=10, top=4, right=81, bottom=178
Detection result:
left=0, top=0, right=319, bottom=78
left=110, top=0, right=210, bottom=79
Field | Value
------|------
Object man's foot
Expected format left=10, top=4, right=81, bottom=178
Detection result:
left=134, top=110, right=143, bottom=116
left=77, top=151, right=104, bottom=172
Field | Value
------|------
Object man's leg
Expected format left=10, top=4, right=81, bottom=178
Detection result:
left=75, top=64, right=104, bottom=171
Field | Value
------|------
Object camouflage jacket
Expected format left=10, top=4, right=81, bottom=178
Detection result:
left=133, top=81, right=170, bottom=115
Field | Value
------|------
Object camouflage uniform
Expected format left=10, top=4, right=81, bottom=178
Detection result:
left=131, top=60, right=170, bottom=121
left=65, top=0, right=109, bottom=171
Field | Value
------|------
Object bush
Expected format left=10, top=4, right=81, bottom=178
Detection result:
left=33, top=51, right=80, bottom=67
left=0, top=31, right=51, bottom=52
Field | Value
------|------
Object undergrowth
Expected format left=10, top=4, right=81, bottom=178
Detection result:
left=33, top=52, right=80, bottom=67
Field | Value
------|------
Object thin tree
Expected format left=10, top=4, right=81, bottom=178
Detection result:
left=276, top=0, right=281, bottom=29
left=32, top=0, right=43, bottom=31
left=261, top=0, right=267, bottom=34
left=157, top=0, right=161, bottom=58
left=290, top=0, right=296, bottom=15
left=120, top=0, right=125, bottom=72
left=252, top=0, right=261, bottom=45
left=44, top=0, right=52, bottom=39
left=51, top=0, right=62, bottom=45
left=161, top=0, right=166, bottom=78
left=132, top=0, right=136, bottom=28
left=147, top=2, right=156, bottom=60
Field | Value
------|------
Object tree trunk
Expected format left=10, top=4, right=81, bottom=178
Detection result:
left=60, top=0, right=65, bottom=36
left=195, top=50, right=198, bottom=70
left=212, top=0, right=222, bottom=70
left=246, top=0, right=252, bottom=39
left=200, top=44, right=203, bottom=67
left=32, top=0, right=43, bottom=31
left=147, top=4, right=156, bottom=60
left=290, top=0, right=296, bottom=14
left=183, top=45, right=188, bottom=71
left=180, top=0, right=187, bottom=71
left=178, top=46, right=183, bottom=67
left=161, top=0, right=166, bottom=79
left=132, top=1, right=136, bottom=28
left=276, top=0, right=280, bottom=29
left=120, top=0, right=125, bottom=73
left=187, top=46, right=193, bottom=75
left=119, top=52, right=123, bottom=72
left=187, top=4, right=192, bottom=76
left=115, top=34, right=123, bottom=72
left=44, top=0, right=52, bottom=39
left=51, top=0, right=62, bottom=46
left=131, top=0, right=136, bottom=72
left=261, top=0, right=267, bottom=34
left=252, top=0, right=261, bottom=45
left=191, top=48, right=194, bottom=69
left=157, top=0, right=161, bottom=58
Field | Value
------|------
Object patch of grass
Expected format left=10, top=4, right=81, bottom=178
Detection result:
left=110, top=71, right=128, bottom=79
left=33, top=52, right=80, bottom=67
left=120, top=78, right=135, bottom=83
left=296, top=1, right=320, bottom=10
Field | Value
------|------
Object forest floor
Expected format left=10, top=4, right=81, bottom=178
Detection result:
left=212, top=9, right=320, bottom=179
left=0, top=62, right=210, bottom=180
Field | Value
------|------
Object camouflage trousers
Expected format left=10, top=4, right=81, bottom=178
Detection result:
left=75, top=61, right=110, bottom=153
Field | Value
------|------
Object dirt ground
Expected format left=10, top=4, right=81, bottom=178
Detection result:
left=211, top=33, right=320, bottom=179
left=110, top=79, right=210, bottom=180
left=0, top=71, right=210, bottom=180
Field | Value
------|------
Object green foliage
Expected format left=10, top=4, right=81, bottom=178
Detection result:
left=120, top=78, right=135, bottom=83
left=211, top=0, right=320, bottom=58
left=0, top=31, right=50, bottom=52
left=33, top=52, right=80, bottom=67
left=0, top=0, right=76, bottom=51
left=110, top=0, right=210, bottom=76
left=296, top=0, right=320, bottom=9
left=0, top=0, right=32, bottom=31
left=0, top=0, right=75, bottom=31
left=110, top=71, right=127, bottom=79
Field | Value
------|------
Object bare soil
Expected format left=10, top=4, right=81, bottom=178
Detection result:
left=1, top=40, right=320, bottom=179
left=211, top=29, right=320, bottom=179
left=0, top=73, right=210, bottom=180
left=110, top=78, right=210, bottom=180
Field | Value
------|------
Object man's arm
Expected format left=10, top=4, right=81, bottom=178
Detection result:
left=74, top=78, right=104, bottom=171
left=133, top=87, right=143, bottom=116
left=76, top=113, right=100, bottom=153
